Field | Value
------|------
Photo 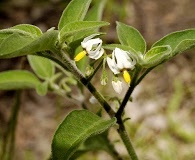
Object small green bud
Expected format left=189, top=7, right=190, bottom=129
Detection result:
left=100, top=70, right=108, bottom=86
left=62, top=83, right=71, bottom=93
left=85, top=65, right=94, bottom=77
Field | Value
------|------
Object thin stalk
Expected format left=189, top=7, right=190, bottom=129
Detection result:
left=114, top=68, right=142, bottom=160
left=115, top=67, right=141, bottom=118
left=1, top=91, right=21, bottom=160
left=117, top=117, right=138, bottom=160
left=114, top=85, right=138, bottom=160
left=115, top=84, right=135, bottom=118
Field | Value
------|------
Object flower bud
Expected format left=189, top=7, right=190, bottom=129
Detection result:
left=112, top=76, right=123, bottom=94
left=100, top=70, right=108, bottom=86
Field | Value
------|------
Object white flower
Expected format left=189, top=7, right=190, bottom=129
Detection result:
left=74, top=34, right=104, bottom=61
left=112, top=79, right=123, bottom=94
left=107, top=48, right=136, bottom=85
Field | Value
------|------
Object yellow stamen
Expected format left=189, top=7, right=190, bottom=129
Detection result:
left=123, top=70, right=131, bottom=85
left=74, top=50, right=87, bottom=62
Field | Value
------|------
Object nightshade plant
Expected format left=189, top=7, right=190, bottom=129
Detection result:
left=0, top=0, right=195, bottom=159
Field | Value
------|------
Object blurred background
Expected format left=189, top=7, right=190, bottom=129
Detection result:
left=0, top=0, right=195, bottom=159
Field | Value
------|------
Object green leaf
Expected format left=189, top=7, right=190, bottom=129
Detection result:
left=0, top=24, right=42, bottom=45
left=59, top=21, right=109, bottom=44
left=152, top=29, right=195, bottom=57
left=10, top=24, right=42, bottom=37
left=173, top=39, right=195, bottom=55
left=0, top=70, right=40, bottom=90
left=140, top=45, right=172, bottom=68
left=0, top=30, right=58, bottom=58
left=27, top=55, right=55, bottom=80
left=58, top=0, right=92, bottom=30
left=52, top=110, right=116, bottom=160
left=85, top=0, right=107, bottom=21
left=36, top=81, right=48, bottom=96
left=0, top=28, right=34, bottom=42
left=69, top=0, right=107, bottom=44
left=71, top=131, right=112, bottom=159
left=116, top=21, right=146, bottom=54
left=0, top=33, right=34, bottom=57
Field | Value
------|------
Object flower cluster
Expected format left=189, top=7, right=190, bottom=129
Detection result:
left=74, top=34, right=136, bottom=94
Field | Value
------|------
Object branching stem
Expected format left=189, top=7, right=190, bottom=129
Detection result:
left=43, top=48, right=144, bottom=160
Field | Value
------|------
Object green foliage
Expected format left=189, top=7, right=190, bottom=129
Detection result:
left=27, top=55, right=55, bottom=80
left=0, top=0, right=195, bottom=159
left=0, top=70, right=40, bottom=90
left=140, top=45, right=172, bottom=67
left=35, top=81, right=48, bottom=96
left=85, top=0, right=107, bottom=21
left=59, top=21, right=109, bottom=44
left=0, top=30, right=58, bottom=58
left=71, top=131, right=114, bottom=159
left=52, top=110, right=116, bottom=160
left=0, top=31, right=34, bottom=57
left=116, top=21, right=146, bottom=54
left=0, top=24, right=42, bottom=41
left=152, top=29, right=195, bottom=57
left=58, top=0, right=92, bottom=30
left=10, top=24, right=42, bottom=37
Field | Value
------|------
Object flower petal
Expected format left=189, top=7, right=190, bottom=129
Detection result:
left=81, top=34, right=101, bottom=48
left=112, top=80, right=123, bottom=94
left=83, top=33, right=100, bottom=42
left=114, top=48, right=136, bottom=70
left=88, top=48, right=104, bottom=60
left=114, top=48, right=127, bottom=70
left=85, top=38, right=102, bottom=51
left=106, top=57, right=120, bottom=74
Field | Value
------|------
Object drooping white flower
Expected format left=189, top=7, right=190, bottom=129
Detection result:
left=112, top=78, right=123, bottom=94
left=74, top=34, right=104, bottom=61
left=107, top=48, right=136, bottom=85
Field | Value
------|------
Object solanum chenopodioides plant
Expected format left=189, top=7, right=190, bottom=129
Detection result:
left=0, top=0, right=195, bottom=159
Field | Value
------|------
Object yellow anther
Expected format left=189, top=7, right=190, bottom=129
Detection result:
left=123, top=70, right=131, bottom=85
left=74, top=50, right=87, bottom=62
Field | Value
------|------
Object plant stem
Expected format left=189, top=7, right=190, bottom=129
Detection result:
left=115, top=84, right=135, bottom=118
left=48, top=49, right=116, bottom=117
left=115, top=67, right=140, bottom=118
left=114, top=84, right=138, bottom=160
left=1, top=91, right=21, bottom=160
left=47, top=48, right=139, bottom=159
left=114, top=68, right=142, bottom=160
left=117, top=117, right=138, bottom=160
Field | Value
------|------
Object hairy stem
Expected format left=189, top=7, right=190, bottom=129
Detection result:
left=49, top=49, right=115, bottom=117
left=117, top=117, right=138, bottom=160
